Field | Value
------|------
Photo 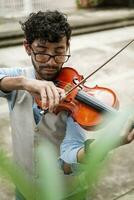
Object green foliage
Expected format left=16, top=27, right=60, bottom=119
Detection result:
left=76, top=0, right=105, bottom=8
left=89, top=0, right=105, bottom=6
left=0, top=150, right=35, bottom=200
left=36, top=141, right=65, bottom=200
left=0, top=106, right=134, bottom=200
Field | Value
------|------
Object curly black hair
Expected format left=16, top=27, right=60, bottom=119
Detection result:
left=20, top=10, right=72, bottom=45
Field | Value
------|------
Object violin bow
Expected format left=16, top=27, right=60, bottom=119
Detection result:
left=66, top=39, right=134, bottom=95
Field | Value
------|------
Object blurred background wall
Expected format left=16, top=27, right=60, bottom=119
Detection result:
left=0, top=0, right=76, bottom=17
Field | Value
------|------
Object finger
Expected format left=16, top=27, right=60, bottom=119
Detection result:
left=120, top=116, right=134, bottom=138
left=57, top=87, right=66, bottom=99
left=127, top=129, right=134, bottom=143
left=49, top=83, right=65, bottom=105
left=52, top=87, right=60, bottom=106
left=46, top=85, right=55, bottom=112
left=40, top=89, right=48, bottom=110
left=49, top=82, right=61, bottom=105
left=33, top=94, right=42, bottom=108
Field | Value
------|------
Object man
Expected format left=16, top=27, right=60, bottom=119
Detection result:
left=0, top=10, right=86, bottom=200
left=0, top=10, right=134, bottom=200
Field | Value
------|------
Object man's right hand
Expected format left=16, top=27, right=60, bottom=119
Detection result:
left=24, top=78, right=65, bottom=112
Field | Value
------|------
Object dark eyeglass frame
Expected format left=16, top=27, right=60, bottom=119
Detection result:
left=30, top=46, right=71, bottom=64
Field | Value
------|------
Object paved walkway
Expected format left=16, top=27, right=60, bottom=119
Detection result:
left=1, top=7, right=134, bottom=200
left=0, top=8, right=134, bottom=47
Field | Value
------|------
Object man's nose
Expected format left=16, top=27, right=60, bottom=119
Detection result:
left=47, top=56, right=57, bottom=65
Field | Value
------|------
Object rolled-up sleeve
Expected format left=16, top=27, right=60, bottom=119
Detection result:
left=59, top=117, right=86, bottom=175
left=0, top=67, right=23, bottom=97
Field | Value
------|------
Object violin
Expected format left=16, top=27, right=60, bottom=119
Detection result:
left=35, top=39, right=134, bottom=130
left=35, top=67, right=119, bottom=130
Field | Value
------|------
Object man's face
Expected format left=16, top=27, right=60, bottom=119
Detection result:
left=29, top=37, right=69, bottom=81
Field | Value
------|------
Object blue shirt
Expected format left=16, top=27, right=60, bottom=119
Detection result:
left=0, top=67, right=86, bottom=174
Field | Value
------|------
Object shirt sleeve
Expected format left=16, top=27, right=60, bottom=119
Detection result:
left=59, top=117, right=86, bottom=175
left=0, top=67, right=23, bottom=98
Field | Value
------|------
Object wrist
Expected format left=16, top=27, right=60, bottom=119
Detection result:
left=21, top=76, right=28, bottom=90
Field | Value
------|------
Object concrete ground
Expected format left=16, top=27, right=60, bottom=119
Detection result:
left=0, top=3, right=134, bottom=200
left=0, top=25, right=134, bottom=199
left=1, top=8, right=134, bottom=47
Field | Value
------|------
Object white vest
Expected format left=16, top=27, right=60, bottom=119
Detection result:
left=10, top=89, right=68, bottom=174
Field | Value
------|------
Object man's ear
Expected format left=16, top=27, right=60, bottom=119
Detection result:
left=67, top=41, right=70, bottom=54
left=67, top=40, right=70, bottom=49
left=23, top=40, right=31, bottom=56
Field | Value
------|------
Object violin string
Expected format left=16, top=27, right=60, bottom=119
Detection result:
left=56, top=81, right=69, bottom=85
left=55, top=80, right=73, bottom=90
left=56, top=82, right=72, bottom=87
left=56, top=80, right=83, bottom=94
left=66, top=38, right=134, bottom=96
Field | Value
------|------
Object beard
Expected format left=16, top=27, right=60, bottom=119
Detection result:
left=31, top=58, right=62, bottom=81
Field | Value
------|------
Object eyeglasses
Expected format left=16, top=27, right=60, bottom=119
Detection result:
left=30, top=46, right=71, bottom=64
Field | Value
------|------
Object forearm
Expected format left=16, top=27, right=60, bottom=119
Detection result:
left=0, top=76, right=26, bottom=92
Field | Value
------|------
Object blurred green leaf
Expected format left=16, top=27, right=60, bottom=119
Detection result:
left=36, top=140, right=65, bottom=200
left=0, top=149, right=35, bottom=200
left=78, top=107, right=134, bottom=194
left=0, top=106, right=134, bottom=200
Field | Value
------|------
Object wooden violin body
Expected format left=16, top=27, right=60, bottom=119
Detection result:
left=35, top=67, right=119, bottom=130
